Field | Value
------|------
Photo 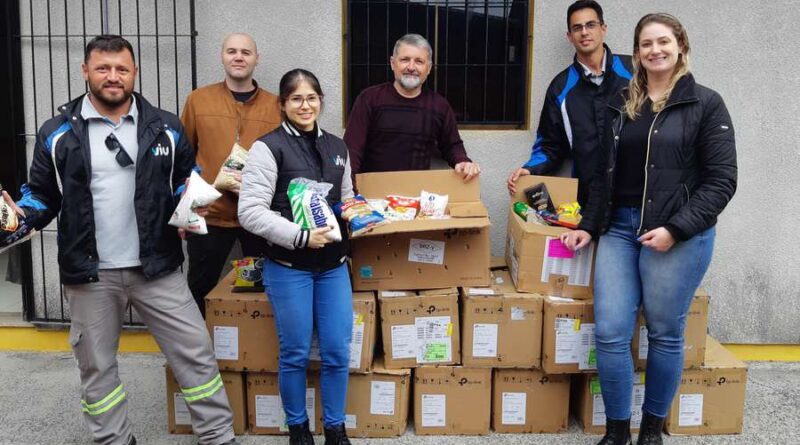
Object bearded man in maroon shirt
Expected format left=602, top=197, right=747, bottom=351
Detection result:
left=344, top=33, right=481, bottom=182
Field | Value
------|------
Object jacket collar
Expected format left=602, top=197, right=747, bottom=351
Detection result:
left=573, top=44, right=615, bottom=82
left=608, top=73, right=699, bottom=112
left=60, top=92, right=162, bottom=136
left=281, top=120, right=323, bottom=138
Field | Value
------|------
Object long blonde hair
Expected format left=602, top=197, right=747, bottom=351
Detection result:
left=625, top=13, right=691, bottom=120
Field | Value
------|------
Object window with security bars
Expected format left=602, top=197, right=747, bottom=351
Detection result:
left=345, top=0, right=532, bottom=128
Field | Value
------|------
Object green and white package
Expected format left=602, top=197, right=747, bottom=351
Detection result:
left=287, top=178, right=342, bottom=242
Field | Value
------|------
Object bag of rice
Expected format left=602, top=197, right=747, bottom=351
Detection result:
left=287, top=178, right=342, bottom=242
left=419, top=190, right=449, bottom=218
left=213, top=142, right=248, bottom=193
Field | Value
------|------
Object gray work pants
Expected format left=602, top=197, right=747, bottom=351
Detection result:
left=65, top=268, right=234, bottom=445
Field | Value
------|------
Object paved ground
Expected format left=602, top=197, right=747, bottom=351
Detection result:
left=0, top=352, right=796, bottom=444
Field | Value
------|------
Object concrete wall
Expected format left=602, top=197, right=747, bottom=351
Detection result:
left=19, top=0, right=800, bottom=343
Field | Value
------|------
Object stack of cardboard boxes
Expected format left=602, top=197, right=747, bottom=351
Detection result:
left=165, top=171, right=747, bottom=438
left=505, top=176, right=747, bottom=436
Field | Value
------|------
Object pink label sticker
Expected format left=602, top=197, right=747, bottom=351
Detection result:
left=548, top=238, right=574, bottom=259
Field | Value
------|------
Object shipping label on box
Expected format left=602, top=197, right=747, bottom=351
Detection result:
left=461, top=292, right=543, bottom=368
left=379, top=294, right=461, bottom=368
left=413, top=366, right=491, bottom=435
left=542, top=297, right=595, bottom=374
left=492, top=369, right=570, bottom=433
left=665, top=336, right=747, bottom=436
left=344, top=363, right=412, bottom=438
left=351, top=170, right=491, bottom=290
left=205, top=271, right=279, bottom=372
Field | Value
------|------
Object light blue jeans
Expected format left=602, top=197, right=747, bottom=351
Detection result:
left=263, top=259, right=352, bottom=428
left=594, top=207, right=715, bottom=419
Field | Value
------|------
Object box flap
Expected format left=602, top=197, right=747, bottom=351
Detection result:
left=703, top=335, right=747, bottom=369
left=490, top=256, right=507, bottom=270
left=513, top=175, right=578, bottom=206
left=359, top=215, right=490, bottom=237
left=448, top=202, right=489, bottom=217
left=352, top=291, right=376, bottom=302
left=356, top=169, right=480, bottom=203
left=371, top=358, right=412, bottom=376
left=417, top=287, right=459, bottom=296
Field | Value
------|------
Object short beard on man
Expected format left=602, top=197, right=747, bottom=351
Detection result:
left=89, top=82, right=133, bottom=109
left=399, top=74, right=421, bottom=90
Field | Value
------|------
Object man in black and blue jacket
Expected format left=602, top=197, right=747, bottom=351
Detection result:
left=1, top=36, right=239, bottom=445
left=507, top=0, right=632, bottom=206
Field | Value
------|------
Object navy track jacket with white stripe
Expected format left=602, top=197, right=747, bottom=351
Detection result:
left=523, top=45, right=632, bottom=205
left=17, top=92, right=195, bottom=284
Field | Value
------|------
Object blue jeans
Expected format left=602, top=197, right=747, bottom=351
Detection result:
left=594, top=207, right=714, bottom=419
left=263, top=259, right=353, bottom=428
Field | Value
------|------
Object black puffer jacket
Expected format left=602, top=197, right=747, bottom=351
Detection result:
left=579, top=74, right=737, bottom=241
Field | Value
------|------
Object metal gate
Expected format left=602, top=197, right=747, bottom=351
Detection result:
left=10, top=0, right=198, bottom=327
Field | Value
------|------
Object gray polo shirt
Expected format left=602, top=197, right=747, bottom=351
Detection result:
left=80, top=95, right=141, bottom=269
left=578, top=49, right=607, bottom=86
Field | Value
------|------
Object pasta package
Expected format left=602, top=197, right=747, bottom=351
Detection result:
left=287, top=178, right=342, bottom=242
left=335, top=195, right=388, bottom=237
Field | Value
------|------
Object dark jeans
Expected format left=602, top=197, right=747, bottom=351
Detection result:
left=187, top=225, right=269, bottom=317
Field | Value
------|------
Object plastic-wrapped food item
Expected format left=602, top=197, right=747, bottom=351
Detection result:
left=385, top=194, right=419, bottom=221
left=524, top=183, right=556, bottom=214
left=287, top=178, right=342, bottom=242
left=169, top=171, right=222, bottom=235
left=335, top=195, right=388, bottom=237
left=0, top=189, right=19, bottom=233
left=419, top=190, right=449, bottom=218
left=367, top=198, right=388, bottom=215
left=213, top=142, right=248, bottom=192
left=231, top=257, right=265, bottom=291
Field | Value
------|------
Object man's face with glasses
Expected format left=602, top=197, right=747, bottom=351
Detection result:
left=566, top=8, right=607, bottom=57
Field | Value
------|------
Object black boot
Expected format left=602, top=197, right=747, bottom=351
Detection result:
left=288, top=420, right=314, bottom=445
left=636, top=412, right=665, bottom=445
left=597, top=418, right=632, bottom=445
left=324, top=423, right=351, bottom=445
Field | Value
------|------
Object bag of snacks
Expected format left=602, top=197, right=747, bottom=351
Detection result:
left=231, top=257, right=265, bottom=291
left=335, top=195, right=388, bottom=237
left=419, top=190, right=449, bottom=218
left=287, top=178, right=342, bottom=242
left=385, top=194, right=419, bottom=221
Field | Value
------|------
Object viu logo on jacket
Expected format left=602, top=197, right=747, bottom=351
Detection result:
left=151, top=143, right=170, bottom=156
left=333, top=155, right=345, bottom=167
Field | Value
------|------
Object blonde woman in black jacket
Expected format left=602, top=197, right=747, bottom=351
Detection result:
left=561, top=13, right=737, bottom=445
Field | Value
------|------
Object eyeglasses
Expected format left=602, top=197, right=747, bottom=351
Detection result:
left=105, top=133, right=134, bottom=168
left=287, top=94, right=322, bottom=108
left=570, top=20, right=603, bottom=33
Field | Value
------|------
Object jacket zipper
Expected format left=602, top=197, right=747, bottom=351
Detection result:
left=636, top=99, right=696, bottom=235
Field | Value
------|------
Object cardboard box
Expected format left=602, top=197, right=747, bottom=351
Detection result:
left=246, top=372, right=323, bottom=435
left=205, top=271, right=279, bottom=372
left=541, top=296, right=596, bottom=374
left=351, top=170, right=491, bottom=290
left=343, top=360, right=412, bottom=437
left=490, top=269, right=518, bottom=294
left=492, top=369, right=570, bottom=433
left=573, top=373, right=645, bottom=434
left=633, top=290, right=710, bottom=370
left=378, top=292, right=461, bottom=368
left=310, top=291, right=378, bottom=373
left=413, top=366, right=492, bottom=435
left=505, top=176, right=595, bottom=298
left=461, top=288, right=543, bottom=368
left=165, top=366, right=247, bottom=435
left=490, top=256, right=507, bottom=270
left=665, top=336, right=747, bottom=435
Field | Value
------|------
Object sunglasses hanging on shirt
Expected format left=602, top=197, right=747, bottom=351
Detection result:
left=105, top=133, right=134, bottom=168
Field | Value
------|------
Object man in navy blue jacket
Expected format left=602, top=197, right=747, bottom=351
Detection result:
left=507, top=0, right=632, bottom=206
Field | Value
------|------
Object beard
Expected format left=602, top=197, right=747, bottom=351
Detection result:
left=398, top=74, right=422, bottom=90
left=88, top=81, right=133, bottom=109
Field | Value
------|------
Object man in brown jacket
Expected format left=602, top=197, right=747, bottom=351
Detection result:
left=181, top=33, right=281, bottom=315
